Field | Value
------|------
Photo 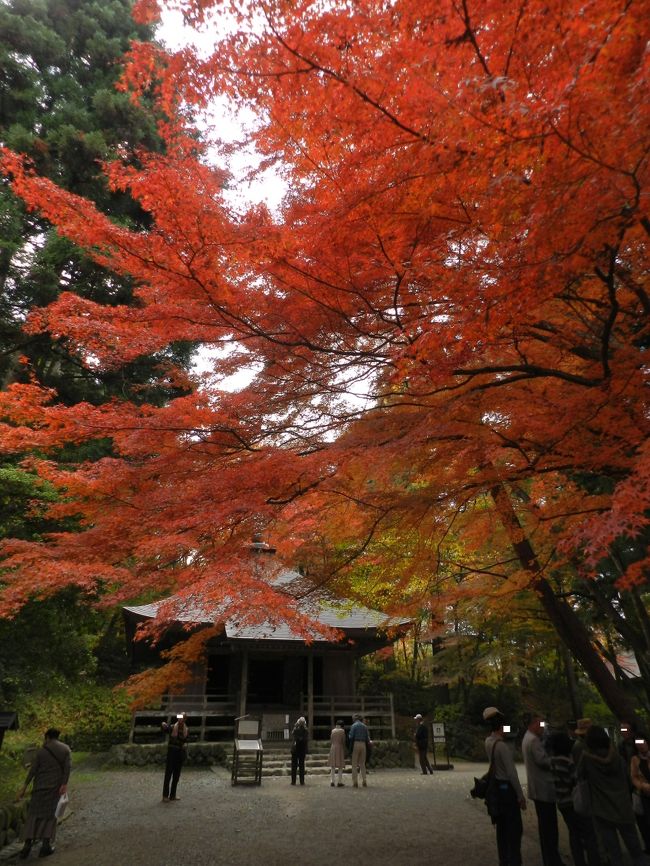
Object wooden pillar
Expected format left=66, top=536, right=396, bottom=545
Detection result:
left=239, top=649, right=248, bottom=719
left=390, top=693, right=396, bottom=739
left=307, top=652, right=314, bottom=741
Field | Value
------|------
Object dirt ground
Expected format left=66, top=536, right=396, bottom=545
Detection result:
left=0, top=757, right=585, bottom=866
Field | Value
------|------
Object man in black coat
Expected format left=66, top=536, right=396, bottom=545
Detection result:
left=414, top=714, right=433, bottom=774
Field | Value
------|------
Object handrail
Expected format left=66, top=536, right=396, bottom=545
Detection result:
left=130, top=693, right=396, bottom=743
left=135, top=694, right=393, bottom=713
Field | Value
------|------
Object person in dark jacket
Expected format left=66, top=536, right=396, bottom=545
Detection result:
left=577, top=725, right=649, bottom=866
left=18, top=728, right=71, bottom=859
left=414, top=714, right=433, bottom=774
left=631, top=733, right=650, bottom=853
left=348, top=713, right=371, bottom=788
left=290, top=716, right=309, bottom=785
left=548, top=731, right=601, bottom=866
left=619, top=720, right=639, bottom=773
left=162, top=713, right=188, bottom=801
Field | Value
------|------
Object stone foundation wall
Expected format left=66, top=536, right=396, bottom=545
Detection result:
left=0, top=799, right=29, bottom=849
left=110, top=740, right=412, bottom=768
left=110, top=742, right=229, bottom=767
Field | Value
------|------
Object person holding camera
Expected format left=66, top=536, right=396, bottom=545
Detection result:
left=162, top=713, right=189, bottom=802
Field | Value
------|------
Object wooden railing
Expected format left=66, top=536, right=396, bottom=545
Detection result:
left=301, top=694, right=395, bottom=739
left=130, top=695, right=237, bottom=743
left=130, top=693, right=395, bottom=743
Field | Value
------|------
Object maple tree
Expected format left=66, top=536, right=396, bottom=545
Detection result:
left=0, top=0, right=648, bottom=718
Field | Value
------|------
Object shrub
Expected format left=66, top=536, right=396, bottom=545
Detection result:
left=16, top=683, right=131, bottom=753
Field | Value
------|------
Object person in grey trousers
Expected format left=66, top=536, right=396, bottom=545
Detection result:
left=522, top=713, right=565, bottom=866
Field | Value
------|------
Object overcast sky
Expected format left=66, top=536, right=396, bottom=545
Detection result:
left=157, top=8, right=286, bottom=214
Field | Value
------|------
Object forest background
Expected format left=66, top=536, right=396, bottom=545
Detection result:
left=0, top=0, right=648, bottom=805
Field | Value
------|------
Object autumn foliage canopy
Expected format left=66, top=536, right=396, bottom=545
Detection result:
left=0, top=0, right=648, bottom=705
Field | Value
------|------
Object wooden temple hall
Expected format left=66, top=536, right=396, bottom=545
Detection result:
left=123, top=541, right=411, bottom=743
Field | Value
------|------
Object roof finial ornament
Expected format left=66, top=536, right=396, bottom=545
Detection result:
left=249, top=533, right=276, bottom=554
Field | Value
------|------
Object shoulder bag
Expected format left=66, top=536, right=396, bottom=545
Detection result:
left=572, top=777, right=592, bottom=817
left=632, top=790, right=645, bottom=816
left=471, top=740, right=503, bottom=819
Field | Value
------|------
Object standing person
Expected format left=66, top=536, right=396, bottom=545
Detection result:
left=620, top=721, right=639, bottom=775
left=162, top=712, right=188, bottom=802
left=522, top=713, right=565, bottom=866
left=572, top=718, right=592, bottom=763
left=364, top=717, right=373, bottom=771
left=18, top=727, right=71, bottom=860
left=578, top=724, right=649, bottom=866
left=348, top=713, right=370, bottom=788
left=483, top=707, right=526, bottom=866
left=548, top=731, right=601, bottom=866
left=630, top=733, right=650, bottom=853
left=414, top=714, right=433, bottom=775
left=290, top=716, right=309, bottom=786
left=329, top=719, right=347, bottom=787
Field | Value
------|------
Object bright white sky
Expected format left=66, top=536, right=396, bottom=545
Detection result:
left=156, top=8, right=286, bottom=214
left=156, top=8, right=283, bottom=384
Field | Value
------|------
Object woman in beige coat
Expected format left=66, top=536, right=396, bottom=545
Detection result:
left=329, top=720, right=347, bottom=787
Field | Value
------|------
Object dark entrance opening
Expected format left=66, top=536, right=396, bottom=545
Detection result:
left=248, top=658, right=284, bottom=704
left=206, top=654, right=231, bottom=698
left=302, top=656, right=324, bottom=695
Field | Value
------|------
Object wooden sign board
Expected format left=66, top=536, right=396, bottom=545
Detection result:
left=432, top=722, right=446, bottom=743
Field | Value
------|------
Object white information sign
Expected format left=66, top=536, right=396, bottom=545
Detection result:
left=432, top=722, right=446, bottom=743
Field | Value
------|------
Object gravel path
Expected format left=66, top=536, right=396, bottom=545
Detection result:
left=4, top=760, right=574, bottom=866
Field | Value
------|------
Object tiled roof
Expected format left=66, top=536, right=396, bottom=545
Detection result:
left=124, top=565, right=410, bottom=641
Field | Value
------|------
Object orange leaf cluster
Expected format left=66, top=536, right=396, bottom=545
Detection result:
left=0, top=0, right=647, bottom=634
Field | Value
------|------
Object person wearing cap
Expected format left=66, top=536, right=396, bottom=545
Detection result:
left=548, top=730, right=602, bottom=866
left=348, top=713, right=371, bottom=788
left=329, top=720, right=347, bottom=787
left=414, top=714, right=433, bottom=775
left=522, top=713, right=565, bottom=866
left=572, top=718, right=592, bottom=763
left=484, top=708, right=526, bottom=866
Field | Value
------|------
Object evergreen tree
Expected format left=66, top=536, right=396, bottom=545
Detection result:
left=0, top=0, right=191, bottom=403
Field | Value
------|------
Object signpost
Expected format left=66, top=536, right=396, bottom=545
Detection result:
left=431, top=720, right=453, bottom=770
left=0, top=711, right=18, bottom=750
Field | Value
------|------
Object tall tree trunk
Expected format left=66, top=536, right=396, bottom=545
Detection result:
left=559, top=643, right=583, bottom=720
left=490, top=484, right=641, bottom=724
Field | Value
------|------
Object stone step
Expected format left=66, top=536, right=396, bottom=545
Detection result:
left=227, top=748, right=336, bottom=778
left=227, top=757, right=332, bottom=771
